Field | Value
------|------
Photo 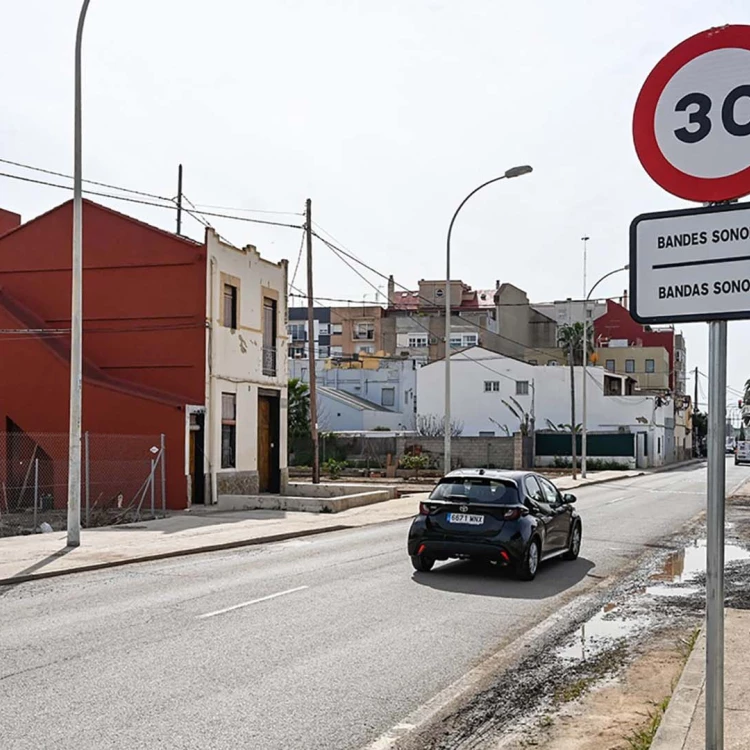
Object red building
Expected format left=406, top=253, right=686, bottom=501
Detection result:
left=0, top=200, right=207, bottom=511
left=593, top=299, right=687, bottom=394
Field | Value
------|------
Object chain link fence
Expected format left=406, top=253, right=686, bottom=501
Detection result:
left=0, top=432, right=165, bottom=537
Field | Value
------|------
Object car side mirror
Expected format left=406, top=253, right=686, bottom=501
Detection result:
left=562, top=493, right=576, bottom=504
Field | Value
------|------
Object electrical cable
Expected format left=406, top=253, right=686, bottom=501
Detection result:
left=0, top=171, right=303, bottom=229
left=289, top=228, right=306, bottom=290
left=192, top=203, right=303, bottom=217
left=317, top=231, right=621, bottom=367
left=0, top=157, right=171, bottom=201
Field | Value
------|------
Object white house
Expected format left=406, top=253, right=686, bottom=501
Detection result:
left=417, top=347, right=674, bottom=467
left=289, top=355, right=417, bottom=432
left=201, top=230, right=288, bottom=502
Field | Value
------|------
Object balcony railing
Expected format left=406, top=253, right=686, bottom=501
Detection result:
left=262, top=347, right=277, bottom=377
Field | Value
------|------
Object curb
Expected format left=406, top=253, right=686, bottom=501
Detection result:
left=653, top=458, right=706, bottom=473
left=0, top=524, right=356, bottom=586
left=651, top=627, right=706, bottom=750
left=550, top=459, right=705, bottom=492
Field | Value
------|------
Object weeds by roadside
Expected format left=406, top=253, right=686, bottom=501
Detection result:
left=677, top=626, right=700, bottom=662
left=623, top=695, right=671, bottom=750
left=621, top=626, right=700, bottom=750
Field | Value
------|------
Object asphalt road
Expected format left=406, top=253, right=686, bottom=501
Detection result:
left=1, top=461, right=747, bottom=750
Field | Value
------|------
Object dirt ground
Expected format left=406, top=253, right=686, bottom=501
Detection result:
left=520, top=627, right=689, bottom=750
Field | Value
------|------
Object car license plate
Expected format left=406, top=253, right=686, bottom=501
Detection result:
left=448, top=513, right=484, bottom=525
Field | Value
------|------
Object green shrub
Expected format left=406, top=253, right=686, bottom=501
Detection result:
left=322, top=458, right=348, bottom=479
left=550, top=457, right=630, bottom=471
left=400, top=452, right=431, bottom=478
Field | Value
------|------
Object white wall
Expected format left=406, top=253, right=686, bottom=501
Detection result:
left=417, top=347, right=671, bottom=466
left=290, top=357, right=418, bottom=431
left=205, top=230, right=288, bottom=499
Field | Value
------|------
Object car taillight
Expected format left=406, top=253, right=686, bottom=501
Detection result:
left=419, top=502, right=432, bottom=515
left=503, top=508, right=522, bottom=521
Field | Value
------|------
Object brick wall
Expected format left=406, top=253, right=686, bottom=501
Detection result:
left=398, top=436, right=519, bottom=471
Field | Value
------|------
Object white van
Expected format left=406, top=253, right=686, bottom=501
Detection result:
left=736, top=441, right=750, bottom=466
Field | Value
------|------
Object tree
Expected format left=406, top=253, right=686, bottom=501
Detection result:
left=557, top=322, right=594, bottom=366
left=502, top=396, right=532, bottom=437
left=744, top=380, right=750, bottom=426
left=545, top=419, right=582, bottom=433
left=488, top=396, right=532, bottom=437
left=416, top=414, right=464, bottom=437
left=288, top=378, right=311, bottom=438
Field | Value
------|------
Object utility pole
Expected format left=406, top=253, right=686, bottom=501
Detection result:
left=67, top=0, right=92, bottom=548
left=694, top=365, right=700, bottom=458
left=305, top=199, right=320, bottom=484
left=176, top=164, right=183, bottom=235
left=569, top=337, right=578, bottom=480
left=581, top=235, right=590, bottom=297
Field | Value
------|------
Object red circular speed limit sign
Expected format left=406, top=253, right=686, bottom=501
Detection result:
left=633, top=25, right=750, bottom=202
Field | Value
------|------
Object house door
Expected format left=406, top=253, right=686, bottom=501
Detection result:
left=189, top=412, right=205, bottom=504
left=636, top=432, right=647, bottom=469
left=258, top=392, right=280, bottom=493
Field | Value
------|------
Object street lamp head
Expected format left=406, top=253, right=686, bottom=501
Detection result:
left=504, top=165, right=533, bottom=179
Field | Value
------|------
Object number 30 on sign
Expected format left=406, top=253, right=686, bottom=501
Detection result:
left=633, top=25, right=750, bottom=203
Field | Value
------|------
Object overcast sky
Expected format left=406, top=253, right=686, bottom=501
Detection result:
left=3, top=0, right=749, bottom=412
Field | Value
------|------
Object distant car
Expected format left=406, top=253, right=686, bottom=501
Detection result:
left=407, top=469, right=582, bottom=581
left=736, top=441, right=750, bottom=466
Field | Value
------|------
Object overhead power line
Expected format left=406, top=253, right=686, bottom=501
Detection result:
left=289, top=228, right=306, bottom=290
left=192, top=202, right=304, bottom=218
left=0, top=157, right=171, bottom=201
left=0, top=168, right=303, bottom=230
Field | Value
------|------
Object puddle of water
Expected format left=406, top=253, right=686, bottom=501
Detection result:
left=558, top=541, right=750, bottom=662
left=647, top=540, right=750, bottom=597
left=557, top=605, right=649, bottom=663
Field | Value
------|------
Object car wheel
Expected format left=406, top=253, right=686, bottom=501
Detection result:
left=411, top=554, right=435, bottom=572
left=563, top=522, right=582, bottom=561
left=516, top=538, right=540, bottom=581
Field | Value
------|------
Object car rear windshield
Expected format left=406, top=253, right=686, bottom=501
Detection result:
left=429, top=478, right=519, bottom=504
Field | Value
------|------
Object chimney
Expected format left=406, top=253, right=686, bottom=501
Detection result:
left=387, top=274, right=395, bottom=305
left=622, top=289, right=628, bottom=308
left=495, top=279, right=500, bottom=290
left=0, top=208, right=21, bottom=236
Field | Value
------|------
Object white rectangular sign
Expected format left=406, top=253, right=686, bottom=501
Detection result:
left=630, top=202, right=750, bottom=324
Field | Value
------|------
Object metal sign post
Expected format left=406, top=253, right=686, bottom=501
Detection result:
left=707, top=321, right=727, bottom=749
left=631, top=25, right=750, bottom=750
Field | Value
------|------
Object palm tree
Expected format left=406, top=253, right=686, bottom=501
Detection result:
left=557, top=322, right=594, bottom=366
left=545, top=419, right=582, bottom=433
left=500, top=396, right=532, bottom=437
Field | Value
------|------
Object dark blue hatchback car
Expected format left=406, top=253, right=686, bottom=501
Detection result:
left=407, top=469, right=582, bottom=580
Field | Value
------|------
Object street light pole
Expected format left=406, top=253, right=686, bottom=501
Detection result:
left=67, top=0, right=92, bottom=548
left=581, top=264, right=629, bottom=478
left=444, top=165, right=533, bottom=474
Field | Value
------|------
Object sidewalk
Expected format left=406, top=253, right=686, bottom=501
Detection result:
left=0, top=465, right=695, bottom=586
left=0, top=493, right=428, bottom=585
left=652, top=610, right=750, bottom=750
